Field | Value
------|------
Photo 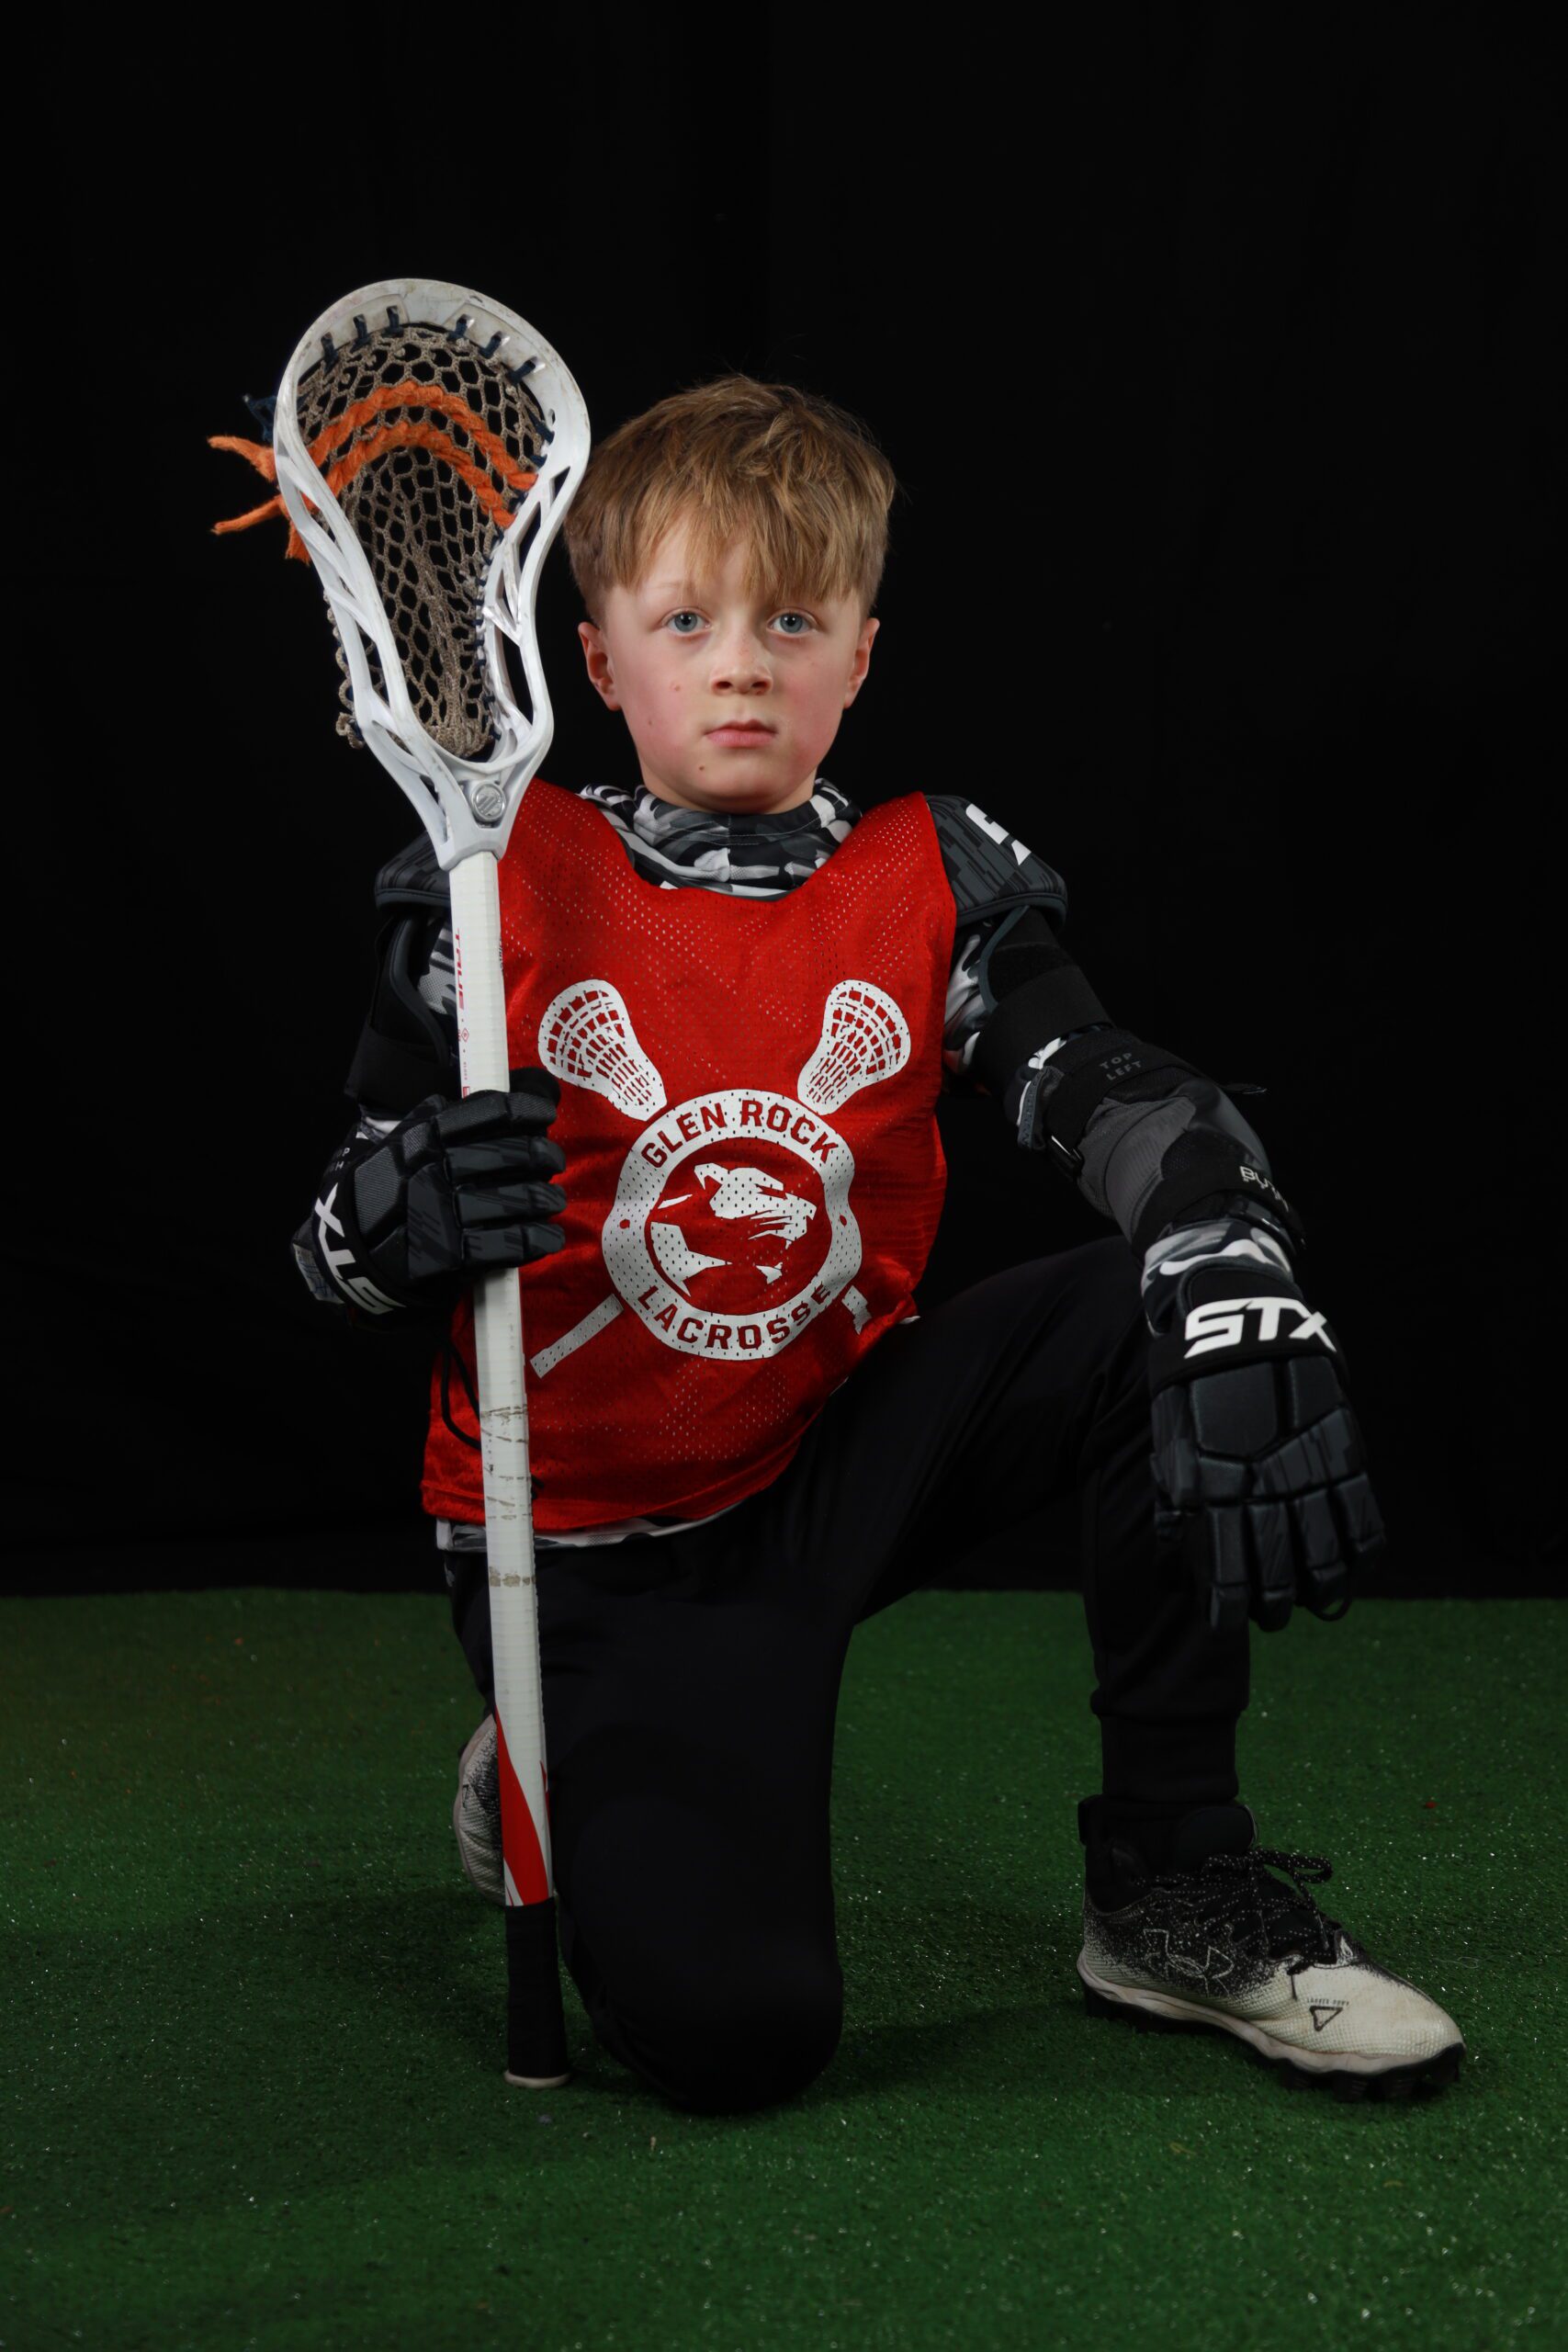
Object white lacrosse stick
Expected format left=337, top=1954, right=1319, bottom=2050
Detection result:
left=264, top=277, right=591, bottom=2088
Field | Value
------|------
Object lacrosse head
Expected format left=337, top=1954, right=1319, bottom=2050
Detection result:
left=269, top=279, right=590, bottom=867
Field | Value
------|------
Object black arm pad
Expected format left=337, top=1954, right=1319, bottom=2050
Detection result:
left=1036, top=1028, right=1206, bottom=1159
left=1128, top=1156, right=1306, bottom=1260
left=344, top=1023, right=454, bottom=1114
left=342, top=911, right=459, bottom=1115
left=970, top=959, right=1112, bottom=1098
left=1013, top=1024, right=1311, bottom=1258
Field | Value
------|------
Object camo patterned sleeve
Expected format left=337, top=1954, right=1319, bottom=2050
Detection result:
left=924, top=796, right=1300, bottom=1334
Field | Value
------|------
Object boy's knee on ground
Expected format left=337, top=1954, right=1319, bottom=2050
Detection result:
left=592, top=1943, right=843, bottom=2114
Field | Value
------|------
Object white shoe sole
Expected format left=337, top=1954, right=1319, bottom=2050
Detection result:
left=1077, top=1955, right=1463, bottom=2098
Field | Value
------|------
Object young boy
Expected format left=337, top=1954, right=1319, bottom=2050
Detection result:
left=295, top=377, right=1462, bottom=2109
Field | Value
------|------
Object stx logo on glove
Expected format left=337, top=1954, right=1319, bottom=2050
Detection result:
left=1181, top=1295, right=1337, bottom=1361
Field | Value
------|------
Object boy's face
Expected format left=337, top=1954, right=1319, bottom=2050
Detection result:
left=577, top=514, right=878, bottom=815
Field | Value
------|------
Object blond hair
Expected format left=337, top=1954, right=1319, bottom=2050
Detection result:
left=562, top=375, right=899, bottom=627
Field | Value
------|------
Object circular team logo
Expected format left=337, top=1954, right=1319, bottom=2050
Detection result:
left=604, top=1089, right=862, bottom=1360
left=531, top=975, right=910, bottom=1376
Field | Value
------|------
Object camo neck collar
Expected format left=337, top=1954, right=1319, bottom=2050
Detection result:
left=581, top=779, right=861, bottom=876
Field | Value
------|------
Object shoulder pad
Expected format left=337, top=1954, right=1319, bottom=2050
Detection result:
left=924, top=796, right=1068, bottom=929
left=374, top=832, right=447, bottom=912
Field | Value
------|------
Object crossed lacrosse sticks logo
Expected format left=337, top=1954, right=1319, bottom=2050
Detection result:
left=527, top=978, right=913, bottom=1377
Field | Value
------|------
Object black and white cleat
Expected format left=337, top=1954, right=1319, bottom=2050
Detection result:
left=453, top=1713, right=504, bottom=1906
left=1077, top=1802, right=1464, bottom=2100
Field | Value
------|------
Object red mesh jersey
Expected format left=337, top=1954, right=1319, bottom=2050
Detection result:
left=422, top=781, right=955, bottom=1530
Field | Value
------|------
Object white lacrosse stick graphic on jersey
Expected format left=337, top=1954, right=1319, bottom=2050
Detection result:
left=795, top=981, right=910, bottom=1113
left=530, top=978, right=912, bottom=1378
left=538, top=980, right=666, bottom=1120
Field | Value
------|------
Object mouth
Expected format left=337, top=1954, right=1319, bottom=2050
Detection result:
left=706, top=722, right=776, bottom=745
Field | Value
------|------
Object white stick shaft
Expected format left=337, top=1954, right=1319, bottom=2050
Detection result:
left=447, top=849, right=552, bottom=1901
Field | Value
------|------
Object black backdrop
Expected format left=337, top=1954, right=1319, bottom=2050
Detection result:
left=13, top=11, right=1559, bottom=1597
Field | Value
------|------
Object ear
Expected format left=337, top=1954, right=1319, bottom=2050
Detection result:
left=844, top=615, right=879, bottom=707
left=578, top=619, right=619, bottom=710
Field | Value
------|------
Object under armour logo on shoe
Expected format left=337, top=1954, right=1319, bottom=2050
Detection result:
left=1144, top=1926, right=1235, bottom=1993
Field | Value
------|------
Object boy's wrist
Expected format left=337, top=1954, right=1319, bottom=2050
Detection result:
left=1139, top=1210, right=1297, bottom=1337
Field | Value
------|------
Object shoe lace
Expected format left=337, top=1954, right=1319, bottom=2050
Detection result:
left=1153, top=1847, right=1342, bottom=1969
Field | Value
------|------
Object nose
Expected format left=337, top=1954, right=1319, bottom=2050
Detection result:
left=708, top=619, right=773, bottom=691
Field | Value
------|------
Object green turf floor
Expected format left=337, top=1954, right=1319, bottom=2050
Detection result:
left=4, top=1589, right=1563, bottom=2352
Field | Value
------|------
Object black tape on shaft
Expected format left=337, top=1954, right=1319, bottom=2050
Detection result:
left=504, top=1897, right=570, bottom=2083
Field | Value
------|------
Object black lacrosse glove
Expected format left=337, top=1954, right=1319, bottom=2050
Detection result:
left=336, top=1068, right=567, bottom=1309
left=1147, top=1260, right=1387, bottom=1635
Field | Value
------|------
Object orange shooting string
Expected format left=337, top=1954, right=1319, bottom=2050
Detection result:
left=209, top=379, right=539, bottom=558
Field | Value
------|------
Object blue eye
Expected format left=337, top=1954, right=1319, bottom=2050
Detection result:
left=662, top=608, right=815, bottom=636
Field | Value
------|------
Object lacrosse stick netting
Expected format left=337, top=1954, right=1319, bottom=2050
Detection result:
left=219, top=280, right=591, bottom=2086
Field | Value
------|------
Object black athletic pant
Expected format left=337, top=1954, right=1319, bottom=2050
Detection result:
left=445, top=1238, right=1249, bottom=2112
